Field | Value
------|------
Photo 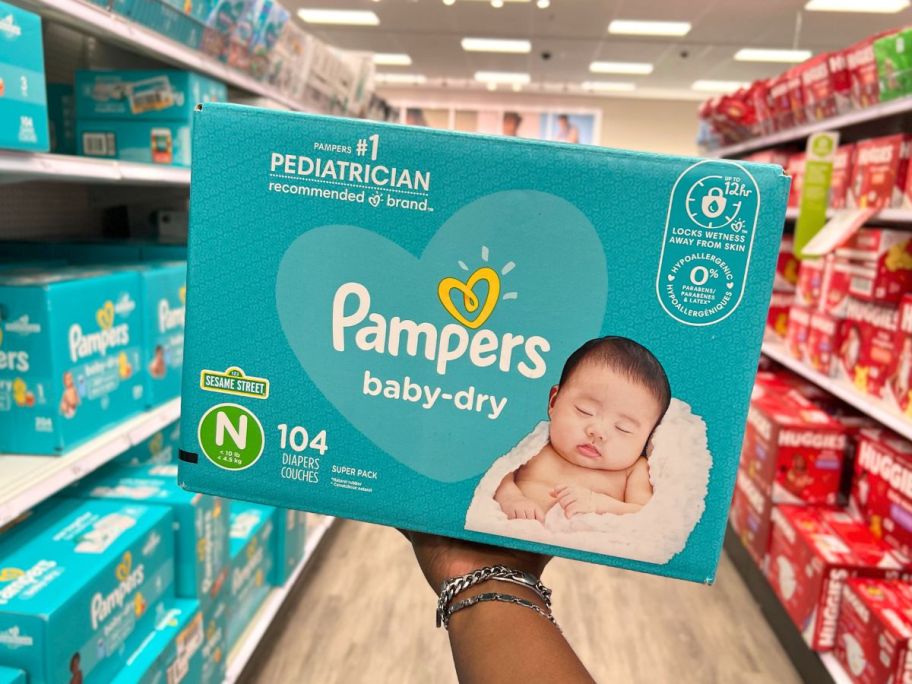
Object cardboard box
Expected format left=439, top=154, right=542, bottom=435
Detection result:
left=787, top=68, right=808, bottom=127
left=127, top=1, right=205, bottom=49
left=830, top=144, right=855, bottom=210
left=807, top=311, right=841, bottom=376
left=770, top=74, right=794, bottom=131
left=0, top=499, right=174, bottom=684
left=796, top=258, right=825, bottom=308
left=820, top=256, right=853, bottom=317
left=874, top=29, right=912, bottom=102
left=786, top=304, right=812, bottom=360
left=848, top=135, right=912, bottom=209
left=0, top=267, right=145, bottom=455
left=743, top=391, right=846, bottom=505
left=199, top=569, right=228, bottom=684
left=729, top=468, right=774, bottom=566
left=46, top=84, right=76, bottom=155
left=0, top=1, right=49, bottom=152
left=852, top=428, right=912, bottom=557
left=766, top=505, right=908, bottom=651
left=177, top=103, right=790, bottom=582
left=836, top=227, right=912, bottom=303
left=774, top=235, right=799, bottom=292
left=226, top=502, right=274, bottom=651
left=889, top=294, right=912, bottom=415
left=116, top=417, right=180, bottom=466
left=835, top=297, right=901, bottom=399
left=847, top=34, right=891, bottom=109
left=766, top=291, right=793, bottom=339
left=787, top=152, right=806, bottom=208
left=76, top=119, right=191, bottom=166
left=271, top=508, right=307, bottom=586
left=802, top=53, right=836, bottom=121
left=65, top=463, right=230, bottom=602
left=75, top=70, right=226, bottom=122
left=140, top=262, right=186, bottom=407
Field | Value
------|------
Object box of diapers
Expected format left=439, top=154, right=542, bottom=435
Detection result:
left=179, top=103, right=790, bottom=583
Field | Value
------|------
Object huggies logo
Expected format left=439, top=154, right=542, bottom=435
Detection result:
left=68, top=300, right=130, bottom=363
left=158, top=298, right=185, bottom=333
left=90, top=552, right=145, bottom=629
left=332, top=253, right=550, bottom=378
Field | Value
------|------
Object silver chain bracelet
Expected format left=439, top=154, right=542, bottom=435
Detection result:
left=436, top=565, right=553, bottom=628
left=445, top=591, right=561, bottom=632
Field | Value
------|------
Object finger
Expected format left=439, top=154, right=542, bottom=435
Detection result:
left=534, top=508, right=544, bottom=522
left=551, top=485, right=567, bottom=497
left=558, top=493, right=577, bottom=506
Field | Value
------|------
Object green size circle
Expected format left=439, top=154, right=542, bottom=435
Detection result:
left=197, top=403, right=265, bottom=471
left=812, top=135, right=834, bottom=157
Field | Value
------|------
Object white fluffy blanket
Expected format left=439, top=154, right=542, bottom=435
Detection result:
left=464, top=398, right=711, bottom=565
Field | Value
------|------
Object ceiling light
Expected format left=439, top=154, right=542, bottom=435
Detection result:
left=487, top=82, right=497, bottom=91
left=581, top=81, right=636, bottom=92
left=805, top=0, right=909, bottom=12
left=512, top=83, right=522, bottom=91
left=608, top=19, right=692, bottom=36
left=691, top=80, right=750, bottom=92
left=589, top=61, right=653, bottom=75
left=492, top=0, right=504, bottom=6
left=734, top=48, right=812, bottom=63
left=297, top=9, right=380, bottom=25
left=374, top=73, right=427, bottom=84
left=461, top=37, right=531, bottom=53
left=474, top=70, right=531, bottom=84
left=443, top=0, right=455, bottom=5
left=372, top=53, right=412, bottom=66
left=536, top=0, right=550, bottom=7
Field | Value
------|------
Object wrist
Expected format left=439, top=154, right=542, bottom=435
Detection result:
left=446, top=581, right=550, bottom=632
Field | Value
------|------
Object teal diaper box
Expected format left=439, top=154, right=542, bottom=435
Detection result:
left=271, top=508, right=306, bottom=586
left=65, top=463, right=230, bottom=602
left=199, top=572, right=228, bottom=684
left=178, top=103, right=791, bottom=583
left=117, top=417, right=180, bottom=465
left=0, top=498, right=175, bottom=684
left=0, top=267, right=145, bottom=455
left=0, top=1, right=49, bottom=152
left=0, top=667, right=23, bottom=684
left=110, top=599, right=204, bottom=684
left=76, top=119, right=191, bottom=166
left=75, top=70, right=227, bottom=122
left=141, top=262, right=186, bottom=407
left=226, top=502, right=273, bottom=650
left=46, top=83, right=76, bottom=155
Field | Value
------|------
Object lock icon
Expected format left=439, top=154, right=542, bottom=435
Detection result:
left=701, top=187, right=726, bottom=218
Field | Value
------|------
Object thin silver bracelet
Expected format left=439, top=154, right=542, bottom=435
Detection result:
left=436, top=565, right=553, bottom=627
left=444, top=591, right=561, bottom=632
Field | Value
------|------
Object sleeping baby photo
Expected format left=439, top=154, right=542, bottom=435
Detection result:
left=465, top=335, right=711, bottom=566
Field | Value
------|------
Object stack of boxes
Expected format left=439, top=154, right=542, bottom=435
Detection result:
left=0, top=2, right=49, bottom=153
left=75, top=70, right=227, bottom=167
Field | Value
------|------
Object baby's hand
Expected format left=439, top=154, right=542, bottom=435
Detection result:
left=551, top=484, right=597, bottom=517
left=500, top=497, right=546, bottom=522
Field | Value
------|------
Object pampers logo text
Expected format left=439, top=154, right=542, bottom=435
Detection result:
left=90, top=552, right=144, bottom=629
left=69, top=300, right=130, bottom=363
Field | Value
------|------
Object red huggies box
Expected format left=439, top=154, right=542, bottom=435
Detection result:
left=787, top=305, right=812, bottom=360
left=774, top=235, right=799, bottom=292
left=835, top=579, right=912, bottom=684
left=821, top=257, right=853, bottom=317
left=889, top=294, right=912, bottom=415
left=766, top=505, right=908, bottom=651
left=802, top=53, right=836, bottom=121
left=767, top=291, right=794, bottom=339
left=848, top=135, right=912, bottom=209
left=808, top=311, right=842, bottom=376
left=788, top=67, right=808, bottom=127
left=797, top=258, right=825, bottom=307
left=847, top=35, right=886, bottom=108
left=837, top=228, right=912, bottom=303
left=830, top=144, right=855, bottom=210
left=787, top=153, right=807, bottom=208
left=835, top=297, right=901, bottom=398
left=730, top=468, right=775, bottom=567
left=770, top=74, right=794, bottom=130
left=828, top=49, right=852, bottom=115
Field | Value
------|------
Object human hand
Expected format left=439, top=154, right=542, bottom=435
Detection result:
left=401, top=530, right=551, bottom=592
left=499, top=496, right=546, bottom=522
left=551, top=484, right=599, bottom=517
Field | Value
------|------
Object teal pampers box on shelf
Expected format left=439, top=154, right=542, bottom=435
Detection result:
left=0, top=667, right=24, bottom=684
left=46, top=84, right=76, bottom=155
left=65, top=463, right=230, bottom=602
left=75, top=70, right=226, bottom=122
left=0, top=1, right=49, bottom=152
left=117, top=417, right=180, bottom=465
left=110, top=599, right=204, bottom=684
left=0, top=267, right=145, bottom=455
left=179, top=103, right=790, bottom=583
left=226, top=503, right=273, bottom=650
left=77, top=119, right=192, bottom=166
left=141, top=262, right=186, bottom=406
left=271, top=508, right=306, bottom=585
left=0, top=499, right=174, bottom=684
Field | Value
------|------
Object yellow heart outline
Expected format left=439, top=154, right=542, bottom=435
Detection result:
left=96, top=300, right=115, bottom=330
left=437, top=267, right=500, bottom=329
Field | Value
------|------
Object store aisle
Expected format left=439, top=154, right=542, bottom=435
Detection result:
left=245, top=519, right=800, bottom=684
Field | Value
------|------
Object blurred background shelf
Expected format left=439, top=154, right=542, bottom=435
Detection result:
left=0, top=149, right=191, bottom=185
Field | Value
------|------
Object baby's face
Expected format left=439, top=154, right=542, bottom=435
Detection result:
left=548, top=362, right=663, bottom=471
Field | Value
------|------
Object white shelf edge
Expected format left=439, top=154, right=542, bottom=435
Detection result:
left=761, top=340, right=912, bottom=440
left=26, top=0, right=302, bottom=110
left=820, top=653, right=853, bottom=684
left=224, top=515, right=337, bottom=683
left=0, top=150, right=191, bottom=186
left=707, top=95, right=912, bottom=158
left=784, top=207, right=912, bottom=224
left=0, top=398, right=181, bottom=526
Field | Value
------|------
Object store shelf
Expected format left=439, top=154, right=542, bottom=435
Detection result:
left=225, top=515, right=337, bottom=684
left=724, top=526, right=842, bottom=684
left=762, top=340, right=912, bottom=440
left=708, top=95, right=912, bottom=158
left=0, top=150, right=191, bottom=185
left=0, top=398, right=180, bottom=527
left=784, top=207, right=912, bottom=224
left=20, top=0, right=305, bottom=111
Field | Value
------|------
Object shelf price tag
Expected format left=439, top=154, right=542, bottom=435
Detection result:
left=795, top=131, right=840, bottom=259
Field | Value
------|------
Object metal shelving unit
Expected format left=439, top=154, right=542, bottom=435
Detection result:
left=0, top=149, right=191, bottom=185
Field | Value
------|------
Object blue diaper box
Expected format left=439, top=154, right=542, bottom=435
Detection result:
left=75, top=70, right=227, bottom=122
left=46, top=83, right=76, bottom=155
left=76, top=119, right=192, bottom=166
left=226, top=502, right=273, bottom=650
left=0, top=498, right=174, bottom=684
left=128, top=2, right=205, bottom=49
left=65, top=463, right=230, bottom=602
left=110, top=599, right=204, bottom=684
left=0, top=667, right=24, bottom=684
left=0, top=1, right=49, bottom=152
left=199, top=572, right=228, bottom=684
left=117, top=417, right=180, bottom=465
left=271, top=508, right=306, bottom=586
left=178, top=103, right=790, bottom=583
left=0, top=267, right=145, bottom=455
left=141, top=262, right=186, bottom=407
